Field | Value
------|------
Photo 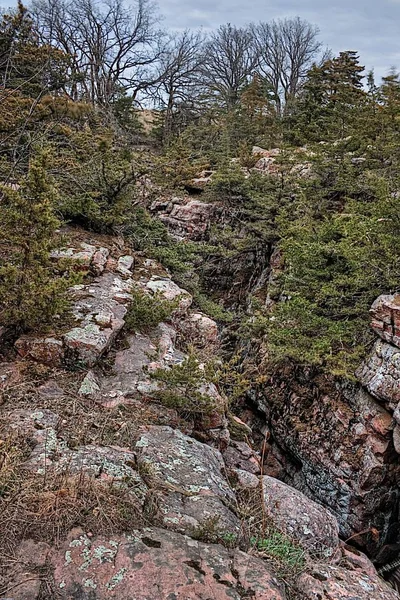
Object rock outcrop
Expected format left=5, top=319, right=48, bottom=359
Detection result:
left=150, top=197, right=216, bottom=240
left=136, top=426, right=240, bottom=536
left=297, top=562, right=399, bottom=600
left=257, top=378, right=398, bottom=554
left=2, top=229, right=400, bottom=600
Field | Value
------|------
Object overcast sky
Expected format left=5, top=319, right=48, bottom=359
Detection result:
left=1, top=0, right=399, bottom=82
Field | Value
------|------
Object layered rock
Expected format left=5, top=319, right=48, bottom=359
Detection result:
left=356, top=293, right=400, bottom=457
left=150, top=197, right=216, bottom=240
left=356, top=340, right=400, bottom=408
left=257, top=380, right=398, bottom=553
left=15, top=243, right=135, bottom=367
left=370, top=294, right=400, bottom=347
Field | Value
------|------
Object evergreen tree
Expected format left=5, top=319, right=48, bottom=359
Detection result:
left=0, top=1, right=68, bottom=97
left=0, top=151, right=70, bottom=332
left=288, top=51, right=366, bottom=144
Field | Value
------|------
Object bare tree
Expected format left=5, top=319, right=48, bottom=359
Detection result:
left=150, top=29, right=206, bottom=140
left=30, top=0, right=164, bottom=106
left=202, top=23, right=259, bottom=108
left=253, top=17, right=323, bottom=114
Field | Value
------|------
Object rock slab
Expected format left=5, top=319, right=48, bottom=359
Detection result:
left=52, top=527, right=286, bottom=600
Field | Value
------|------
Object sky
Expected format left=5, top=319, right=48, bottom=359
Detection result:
left=1, top=0, right=399, bottom=82
left=160, top=0, right=400, bottom=82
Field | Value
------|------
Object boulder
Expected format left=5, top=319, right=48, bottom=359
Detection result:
left=252, top=146, right=281, bottom=157
left=370, top=294, right=400, bottom=348
left=51, top=242, right=97, bottom=270
left=15, top=335, right=64, bottom=366
left=177, top=311, right=219, bottom=348
left=143, top=275, right=192, bottom=311
left=79, top=370, right=101, bottom=396
left=52, top=527, right=286, bottom=599
left=14, top=258, right=137, bottom=368
left=54, top=445, right=147, bottom=501
left=185, top=170, right=214, bottom=191
left=92, top=247, right=109, bottom=275
left=356, top=340, right=400, bottom=408
left=136, top=426, right=241, bottom=536
left=254, top=156, right=279, bottom=173
left=116, top=254, right=134, bottom=277
left=297, top=563, right=399, bottom=600
left=152, top=198, right=215, bottom=240
left=262, top=475, right=340, bottom=558
left=223, top=440, right=260, bottom=475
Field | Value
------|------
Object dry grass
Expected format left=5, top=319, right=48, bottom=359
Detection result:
left=234, top=486, right=308, bottom=599
left=0, top=362, right=169, bottom=580
left=0, top=443, right=153, bottom=598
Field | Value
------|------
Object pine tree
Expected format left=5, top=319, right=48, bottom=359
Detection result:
left=0, top=1, right=68, bottom=97
left=0, top=151, right=70, bottom=332
left=288, top=51, right=366, bottom=143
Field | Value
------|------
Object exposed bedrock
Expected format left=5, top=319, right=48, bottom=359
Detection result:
left=256, top=373, right=399, bottom=556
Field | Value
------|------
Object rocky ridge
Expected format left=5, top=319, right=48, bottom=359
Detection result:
left=0, top=225, right=399, bottom=598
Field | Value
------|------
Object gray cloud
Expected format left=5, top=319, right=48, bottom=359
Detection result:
left=160, top=0, right=400, bottom=81
left=1, top=0, right=398, bottom=80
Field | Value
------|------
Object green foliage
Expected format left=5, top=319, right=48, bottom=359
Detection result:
left=251, top=532, right=305, bottom=573
left=0, top=152, right=71, bottom=332
left=125, top=289, right=178, bottom=332
left=155, top=137, right=208, bottom=189
left=150, top=353, right=221, bottom=419
left=287, top=51, right=366, bottom=144
left=0, top=1, right=69, bottom=97
left=48, top=125, right=137, bottom=232
left=259, top=151, right=400, bottom=376
left=192, top=292, right=233, bottom=324
left=208, top=161, right=250, bottom=203
left=125, top=207, right=199, bottom=273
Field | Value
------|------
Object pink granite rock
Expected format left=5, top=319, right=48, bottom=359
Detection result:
left=153, top=198, right=216, bottom=240
left=262, top=475, right=340, bottom=559
left=257, top=379, right=398, bottom=555
left=92, top=247, right=110, bottom=275
left=15, top=335, right=64, bottom=366
left=2, top=539, right=51, bottom=600
left=177, top=311, right=219, bottom=348
left=136, top=426, right=241, bottom=536
left=52, top=527, right=286, bottom=599
left=297, top=563, right=399, bottom=600
left=356, top=340, right=400, bottom=408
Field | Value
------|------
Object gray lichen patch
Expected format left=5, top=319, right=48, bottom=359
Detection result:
left=106, top=567, right=128, bottom=590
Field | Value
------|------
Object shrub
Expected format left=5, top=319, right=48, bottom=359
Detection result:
left=251, top=532, right=305, bottom=573
left=0, top=152, right=71, bottom=333
left=125, top=289, right=178, bottom=332
left=150, top=353, right=220, bottom=419
left=207, top=161, right=250, bottom=203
